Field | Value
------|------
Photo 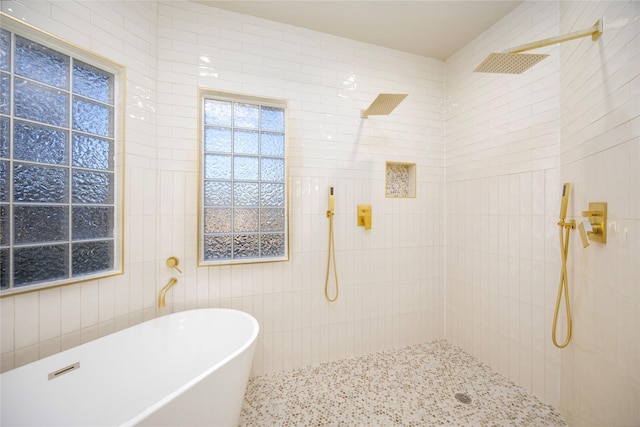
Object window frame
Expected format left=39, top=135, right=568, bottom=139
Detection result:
left=0, top=13, right=125, bottom=296
left=198, top=89, right=289, bottom=266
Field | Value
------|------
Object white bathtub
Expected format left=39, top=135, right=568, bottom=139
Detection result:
left=0, top=308, right=259, bottom=426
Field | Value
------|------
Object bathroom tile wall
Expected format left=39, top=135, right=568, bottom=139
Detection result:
left=444, top=1, right=564, bottom=407
left=0, top=0, right=446, bottom=376
left=445, top=0, right=639, bottom=423
left=154, top=1, right=445, bottom=376
left=0, top=0, right=159, bottom=372
left=558, top=1, right=639, bottom=425
left=2, top=1, right=636, bottom=424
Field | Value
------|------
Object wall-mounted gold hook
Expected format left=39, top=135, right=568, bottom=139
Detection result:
left=166, top=256, right=182, bottom=273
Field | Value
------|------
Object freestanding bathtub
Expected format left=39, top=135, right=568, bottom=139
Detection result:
left=0, top=308, right=259, bottom=426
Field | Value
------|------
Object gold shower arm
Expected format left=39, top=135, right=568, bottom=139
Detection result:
left=504, top=19, right=603, bottom=54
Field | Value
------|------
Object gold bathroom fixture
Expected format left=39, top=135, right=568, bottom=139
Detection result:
left=474, top=19, right=604, bottom=74
left=581, top=202, right=607, bottom=244
left=553, top=183, right=575, bottom=349
left=325, top=187, right=339, bottom=302
left=357, top=204, right=372, bottom=230
left=578, top=221, right=591, bottom=248
left=361, top=93, right=408, bottom=118
left=166, top=256, right=183, bottom=273
left=158, top=277, right=178, bottom=308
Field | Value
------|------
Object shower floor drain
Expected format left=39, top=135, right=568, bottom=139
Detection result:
left=455, top=393, right=472, bottom=404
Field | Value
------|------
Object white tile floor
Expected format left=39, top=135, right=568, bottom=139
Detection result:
left=240, top=340, right=566, bottom=426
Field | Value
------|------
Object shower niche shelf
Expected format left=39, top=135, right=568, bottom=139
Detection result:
left=385, top=161, right=416, bottom=198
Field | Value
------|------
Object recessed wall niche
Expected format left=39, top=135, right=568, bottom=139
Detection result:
left=385, top=161, right=416, bottom=198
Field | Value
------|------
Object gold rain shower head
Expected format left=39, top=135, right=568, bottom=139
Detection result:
left=474, top=19, right=604, bottom=74
left=474, top=52, right=549, bottom=74
left=361, top=93, right=408, bottom=118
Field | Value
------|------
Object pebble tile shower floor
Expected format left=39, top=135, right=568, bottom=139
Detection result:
left=240, top=340, right=566, bottom=426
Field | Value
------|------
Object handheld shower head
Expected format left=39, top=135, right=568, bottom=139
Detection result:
left=559, top=182, right=570, bottom=221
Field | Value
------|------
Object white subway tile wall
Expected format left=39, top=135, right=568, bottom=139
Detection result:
left=0, top=0, right=160, bottom=371
left=0, top=1, right=637, bottom=425
left=445, top=0, right=563, bottom=406
left=445, top=0, right=639, bottom=424
left=558, top=1, right=640, bottom=425
left=0, top=0, right=445, bottom=378
left=152, top=1, right=446, bottom=376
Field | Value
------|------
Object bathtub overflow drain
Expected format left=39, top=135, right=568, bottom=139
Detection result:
left=455, top=392, right=472, bottom=404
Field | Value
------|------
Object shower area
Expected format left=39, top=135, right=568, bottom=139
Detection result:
left=0, top=0, right=638, bottom=426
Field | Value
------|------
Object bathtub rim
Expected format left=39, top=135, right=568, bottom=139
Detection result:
left=124, top=307, right=259, bottom=426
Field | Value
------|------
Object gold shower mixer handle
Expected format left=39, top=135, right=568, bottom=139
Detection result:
left=166, top=256, right=183, bottom=273
left=357, top=204, right=372, bottom=230
left=581, top=202, right=607, bottom=244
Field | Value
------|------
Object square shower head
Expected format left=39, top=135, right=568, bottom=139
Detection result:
left=474, top=52, right=549, bottom=74
left=361, top=93, right=408, bottom=118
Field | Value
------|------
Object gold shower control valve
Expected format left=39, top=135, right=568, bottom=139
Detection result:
left=166, top=256, right=183, bottom=273
left=581, top=202, right=607, bottom=244
left=357, top=204, right=372, bottom=230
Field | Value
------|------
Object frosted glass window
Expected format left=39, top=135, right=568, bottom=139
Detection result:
left=13, top=245, right=69, bottom=286
left=72, top=134, right=112, bottom=170
left=233, top=130, right=259, bottom=155
left=233, top=103, right=259, bottom=129
left=0, top=205, right=9, bottom=246
left=15, top=35, right=69, bottom=89
left=0, top=118, right=8, bottom=155
left=72, top=241, right=113, bottom=276
left=204, top=154, right=232, bottom=180
left=201, top=93, right=287, bottom=265
left=260, top=107, right=284, bottom=131
left=260, top=157, right=285, bottom=182
left=73, top=60, right=113, bottom=104
left=261, top=132, right=285, bottom=157
left=72, top=97, right=113, bottom=137
left=14, top=121, right=68, bottom=165
left=0, top=29, right=10, bottom=72
left=1, top=23, right=123, bottom=294
left=0, top=73, right=9, bottom=115
left=205, top=127, right=232, bottom=153
left=0, top=161, right=8, bottom=202
left=234, top=182, right=259, bottom=206
left=13, top=206, right=69, bottom=244
left=233, top=156, right=259, bottom=181
left=14, top=163, right=69, bottom=203
left=204, top=99, right=232, bottom=127
left=14, top=78, right=69, bottom=127
left=0, top=248, right=8, bottom=290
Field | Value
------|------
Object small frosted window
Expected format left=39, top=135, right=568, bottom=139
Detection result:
left=73, top=60, right=113, bottom=104
left=14, top=78, right=69, bottom=127
left=1, top=22, right=123, bottom=294
left=15, top=35, right=69, bottom=89
left=0, top=73, right=9, bottom=115
left=200, top=94, right=287, bottom=265
left=0, top=29, right=10, bottom=72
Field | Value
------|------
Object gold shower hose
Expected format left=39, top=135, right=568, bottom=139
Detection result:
left=552, top=220, right=573, bottom=348
left=324, top=208, right=338, bottom=302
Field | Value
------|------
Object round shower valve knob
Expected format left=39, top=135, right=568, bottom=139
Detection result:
left=166, top=256, right=182, bottom=273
